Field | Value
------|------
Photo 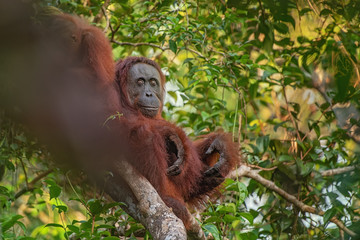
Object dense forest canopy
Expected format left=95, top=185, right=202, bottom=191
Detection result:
left=1, top=0, right=360, bottom=239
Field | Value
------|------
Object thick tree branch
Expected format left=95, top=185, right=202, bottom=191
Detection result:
left=107, top=160, right=186, bottom=240
left=231, top=165, right=356, bottom=237
left=105, top=160, right=205, bottom=240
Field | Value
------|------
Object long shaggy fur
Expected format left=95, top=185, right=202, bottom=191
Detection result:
left=114, top=57, right=240, bottom=228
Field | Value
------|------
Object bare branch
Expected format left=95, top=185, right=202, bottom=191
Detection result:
left=101, top=6, right=110, bottom=33
left=321, top=166, right=356, bottom=177
left=182, top=47, right=207, bottom=60
left=333, top=34, right=360, bottom=88
left=19, top=158, right=29, bottom=188
left=112, top=40, right=169, bottom=51
left=93, top=0, right=111, bottom=24
left=231, top=165, right=357, bottom=237
left=14, top=169, right=53, bottom=199
left=245, top=163, right=277, bottom=171
left=110, top=160, right=186, bottom=239
left=111, top=40, right=208, bottom=60
left=105, top=160, right=205, bottom=240
left=282, top=86, right=302, bottom=142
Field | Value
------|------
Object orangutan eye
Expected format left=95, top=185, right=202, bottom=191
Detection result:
left=137, top=78, right=145, bottom=86
left=149, top=79, right=157, bottom=86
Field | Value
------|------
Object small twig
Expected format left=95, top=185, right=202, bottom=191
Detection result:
left=334, top=34, right=360, bottom=88
left=112, top=40, right=169, bottom=51
left=300, top=146, right=313, bottom=160
left=91, top=216, right=95, bottom=234
left=101, top=6, right=110, bottom=33
left=250, top=101, right=266, bottom=135
left=111, top=40, right=208, bottom=60
left=246, top=163, right=277, bottom=171
left=93, top=0, right=111, bottom=24
left=65, top=171, right=92, bottom=213
left=14, top=169, right=53, bottom=199
left=19, top=158, right=29, bottom=188
left=238, top=109, right=242, bottom=144
left=282, top=86, right=302, bottom=142
left=184, top=47, right=207, bottom=60
left=258, top=0, right=266, bottom=22
left=301, top=106, right=331, bottom=142
left=231, top=165, right=357, bottom=237
left=306, top=0, right=319, bottom=15
left=208, top=46, right=226, bottom=58
left=109, top=24, right=120, bottom=42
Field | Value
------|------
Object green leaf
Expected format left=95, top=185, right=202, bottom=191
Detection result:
left=0, top=186, right=10, bottom=196
left=305, top=52, right=318, bottom=66
left=16, top=220, right=26, bottom=231
left=169, top=40, right=177, bottom=54
left=239, top=212, right=254, bottom=224
left=203, top=224, right=220, bottom=240
left=5, top=160, right=15, bottom=171
left=54, top=205, right=68, bottom=213
left=320, top=9, right=332, bottom=16
left=256, top=135, right=270, bottom=153
left=88, top=199, right=103, bottom=215
left=274, top=22, right=289, bottom=34
left=299, top=8, right=312, bottom=16
left=274, top=121, right=287, bottom=132
left=223, top=214, right=238, bottom=223
left=278, top=15, right=296, bottom=28
left=279, top=155, right=293, bottom=162
left=49, top=185, right=61, bottom=199
left=67, top=225, right=80, bottom=234
left=249, top=83, right=258, bottom=99
left=102, top=237, right=120, bottom=240
left=2, top=215, right=24, bottom=232
left=237, top=182, right=248, bottom=204
left=15, top=134, right=27, bottom=143
left=45, top=223, right=64, bottom=228
left=280, top=217, right=292, bottom=231
left=323, top=208, right=336, bottom=223
left=96, top=224, right=115, bottom=229
left=296, top=160, right=314, bottom=177
left=80, top=221, right=92, bottom=231
left=216, top=203, right=236, bottom=214
left=167, top=91, right=178, bottom=102
left=183, top=58, right=194, bottom=64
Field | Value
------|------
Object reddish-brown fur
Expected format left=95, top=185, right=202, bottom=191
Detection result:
left=115, top=57, right=239, bottom=228
left=27, top=13, right=121, bottom=178
left=47, top=14, right=115, bottom=84
left=45, top=13, right=239, bottom=230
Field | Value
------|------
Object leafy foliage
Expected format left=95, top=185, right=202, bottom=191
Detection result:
left=1, top=0, right=360, bottom=239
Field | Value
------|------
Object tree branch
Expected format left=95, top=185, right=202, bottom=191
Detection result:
left=231, top=165, right=357, bottom=237
left=334, top=34, right=360, bottom=88
left=14, top=169, right=53, bottom=199
left=105, top=160, right=205, bottom=240
left=112, top=40, right=169, bottom=51
left=321, top=166, right=356, bottom=177
left=101, top=6, right=110, bottom=33
left=111, top=40, right=208, bottom=60
left=93, top=0, right=111, bottom=24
